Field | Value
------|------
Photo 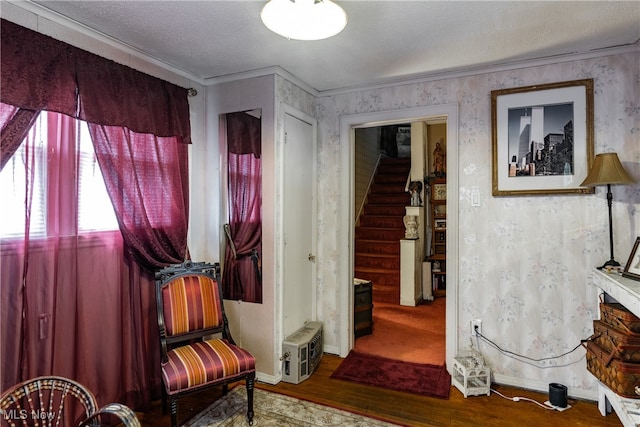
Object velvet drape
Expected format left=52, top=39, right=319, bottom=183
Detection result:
left=0, top=19, right=191, bottom=143
left=222, top=112, right=262, bottom=303
left=0, top=19, right=190, bottom=410
left=88, top=124, right=189, bottom=270
left=0, top=103, right=40, bottom=170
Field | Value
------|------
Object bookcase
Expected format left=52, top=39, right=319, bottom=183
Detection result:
left=428, top=179, right=446, bottom=297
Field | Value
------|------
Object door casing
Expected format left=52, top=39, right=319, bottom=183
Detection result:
left=338, top=104, right=459, bottom=371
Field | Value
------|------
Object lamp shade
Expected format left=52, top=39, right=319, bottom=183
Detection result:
left=580, top=153, right=636, bottom=187
left=261, top=0, right=348, bottom=41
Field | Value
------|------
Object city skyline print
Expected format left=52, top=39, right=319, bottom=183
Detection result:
left=491, top=79, right=594, bottom=196
left=507, top=103, right=574, bottom=178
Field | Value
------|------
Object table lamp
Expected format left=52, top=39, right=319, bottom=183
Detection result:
left=580, top=153, right=636, bottom=269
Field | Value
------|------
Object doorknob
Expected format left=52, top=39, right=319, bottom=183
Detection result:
left=308, top=253, right=316, bottom=262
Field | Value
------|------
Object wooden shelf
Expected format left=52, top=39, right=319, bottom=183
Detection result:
left=428, top=178, right=446, bottom=297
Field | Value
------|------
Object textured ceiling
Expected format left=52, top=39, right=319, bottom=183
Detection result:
left=27, top=1, right=640, bottom=92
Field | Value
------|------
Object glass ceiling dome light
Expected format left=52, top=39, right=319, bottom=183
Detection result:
left=261, top=0, right=348, bottom=41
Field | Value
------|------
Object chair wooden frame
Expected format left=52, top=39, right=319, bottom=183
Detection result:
left=155, top=261, right=255, bottom=427
left=0, top=376, right=140, bottom=427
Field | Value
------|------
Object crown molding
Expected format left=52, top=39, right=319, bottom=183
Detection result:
left=318, top=43, right=640, bottom=97
left=204, top=66, right=319, bottom=97
left=5, top=1, right=638, bottom=98
left=3, top=0, right=206, bottom=86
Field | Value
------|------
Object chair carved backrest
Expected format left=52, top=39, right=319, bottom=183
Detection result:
left=155, top=261, right=255, bottom=427
left=156, top=262, right=235, bottom=357
left=0, top=376, right=140, bottom=427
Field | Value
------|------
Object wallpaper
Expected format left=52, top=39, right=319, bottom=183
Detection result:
left=280, top=52, right=640, bottom=395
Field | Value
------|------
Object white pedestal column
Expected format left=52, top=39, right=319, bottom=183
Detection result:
left=400, top=206, right=424, bottom=306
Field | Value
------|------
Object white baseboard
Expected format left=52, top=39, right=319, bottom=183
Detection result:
left=323, top=344, right=340, bottom=356
left=492, top=373, right=598, bottom=402
left=256, top=372, right=280, bottom=385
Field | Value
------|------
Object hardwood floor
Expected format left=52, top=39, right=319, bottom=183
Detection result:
left=138, top=354, right=621, bottom=427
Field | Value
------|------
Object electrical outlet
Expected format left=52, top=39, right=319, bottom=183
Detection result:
left=471, top=319, right=482, bottom=336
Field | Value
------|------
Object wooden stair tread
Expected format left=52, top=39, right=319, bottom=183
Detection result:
left=357, top=226, right=404, bottom=231
left=354, top=266, right=400, bottom=273
left=355, top=252, right=399, bottom=259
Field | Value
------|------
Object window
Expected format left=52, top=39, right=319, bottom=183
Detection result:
left=0, top=112, right=118, bottom=238
left=0, top=114, right=46, bottom=236
left=77, top=122, right=119, bottom=232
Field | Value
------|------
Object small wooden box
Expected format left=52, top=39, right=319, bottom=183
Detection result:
left=354, top=279, right=373, bottom=338
left=585, top=340, right=640, bottom=398
left=600, top=302, right=640, bottom=333
left=592, top=320, right=640, bottom=363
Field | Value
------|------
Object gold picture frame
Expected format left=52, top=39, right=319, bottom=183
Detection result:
left=491, top=79, right=594, bottom=196
left=433, top=183, right=447, bottom=200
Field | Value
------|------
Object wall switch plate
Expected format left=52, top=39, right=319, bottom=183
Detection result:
left=471, top=187, right=480, bottom=206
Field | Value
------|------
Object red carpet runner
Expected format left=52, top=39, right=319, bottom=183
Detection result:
left=330, top=351, right=451, bottom=399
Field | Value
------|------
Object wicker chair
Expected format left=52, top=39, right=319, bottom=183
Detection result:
left=155, top=261, right=256, bottom=427
left=0, top=376, right=140, bottom=426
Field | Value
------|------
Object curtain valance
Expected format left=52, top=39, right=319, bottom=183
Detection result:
left=226, top=112, right=261, bottom=157
left=0, top=19, right=191, bottom=143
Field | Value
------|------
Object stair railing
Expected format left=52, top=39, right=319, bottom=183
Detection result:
left=355, top=152, right=387, bottom=226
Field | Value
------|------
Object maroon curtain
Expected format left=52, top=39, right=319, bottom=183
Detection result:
left=0, top=19, right=191, bottom=409
left=0, top=21, right=77, bottom=116
left=0, top=114, right=162, bottom=409
left=88, top=124, right=189, bottom=270
left=222, top=112, right=262, bottom=303
left=1, top=18, right=191, bottom=143
left=226, top=111, right=261, bottom=157
left=1, top=103, right=40, bottom=170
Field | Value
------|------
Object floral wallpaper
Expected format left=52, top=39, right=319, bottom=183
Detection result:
left=281, top=52, right=640, bottom=396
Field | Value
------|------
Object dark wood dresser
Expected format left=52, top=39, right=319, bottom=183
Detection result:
left=354, top=279, right=373, bottom=338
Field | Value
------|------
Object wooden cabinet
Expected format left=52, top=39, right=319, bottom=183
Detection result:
left=354, top=279, right=373, bottom=338
left=428, top=179, right=446, bottom=297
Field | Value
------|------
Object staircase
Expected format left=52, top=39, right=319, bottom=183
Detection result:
left=355, top=157, right=411, bottom=304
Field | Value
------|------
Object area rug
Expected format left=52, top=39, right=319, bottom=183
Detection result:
left=330, top=350, right=451, bottom=399
left=184, top=386, right=400, bottom=426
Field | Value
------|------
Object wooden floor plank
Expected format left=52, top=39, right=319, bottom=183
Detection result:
left=138, top=354, right=622, bottom=426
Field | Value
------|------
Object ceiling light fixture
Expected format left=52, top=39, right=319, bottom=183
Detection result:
left=261, top=0, right=348, bottom=41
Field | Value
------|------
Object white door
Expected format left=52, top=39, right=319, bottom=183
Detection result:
left=282, top=109, right=317, bottom=338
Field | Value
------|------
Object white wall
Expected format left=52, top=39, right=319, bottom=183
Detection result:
left=205, top=76, right=278, bottom=382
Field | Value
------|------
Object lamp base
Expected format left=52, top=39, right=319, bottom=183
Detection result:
left=598, top=259, right=621, bottom=270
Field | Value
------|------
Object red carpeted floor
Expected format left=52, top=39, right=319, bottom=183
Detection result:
left=354, top=297, right=446, bottom=366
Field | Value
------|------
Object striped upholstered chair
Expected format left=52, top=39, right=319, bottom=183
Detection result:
left=155, top=261, right=255, bottom=427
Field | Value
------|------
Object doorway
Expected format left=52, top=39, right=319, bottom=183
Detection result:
left=338, top=104, right=459, bottom=369
left=352, top=122, right=446, bottom=365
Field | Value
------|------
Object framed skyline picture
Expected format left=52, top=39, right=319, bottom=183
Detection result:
left=491, top=79, right=594, bottom=196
